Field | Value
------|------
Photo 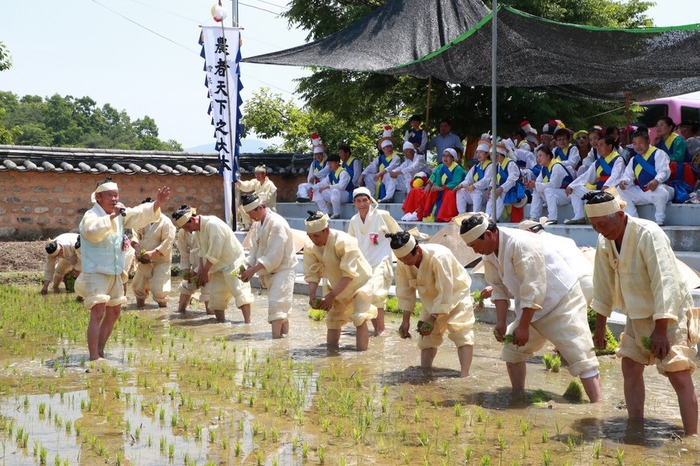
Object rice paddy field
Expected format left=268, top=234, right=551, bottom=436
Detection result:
left=1, top=282, right=700, bottom=465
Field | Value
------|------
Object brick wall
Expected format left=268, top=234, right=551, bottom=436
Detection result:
left=0, top=171, right=305, bottom=240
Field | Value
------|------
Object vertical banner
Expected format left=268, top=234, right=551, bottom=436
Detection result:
left=201, top=26, right=243, bottom=227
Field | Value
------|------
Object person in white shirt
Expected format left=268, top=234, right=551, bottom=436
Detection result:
left=347, top=187, right=401, bottom=336
left=386, top=141, right=431, bottom=196
left=455, top=139, right=493, bottom=214
left=41, top=232, right=81, bottom=295
left=296, top=146, right=330, bottom=203
left=314, top=154, right=353, bottom=218
left=460, top=213, right=602, bottom=402
left=586, top=191, right=697, bottom=435
left=526, top=146, right=573, bottom=224
left=617, top=129, right=674, bottom=225
left=240, top=194, right=298, bottom=339
left=358, top=139, right=402, bottom=203
left=565, top=133, right=626, bottom=224
left=75, top=178, right=170, bottom=360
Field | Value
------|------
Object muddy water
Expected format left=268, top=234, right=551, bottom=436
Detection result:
left=1, top=288, right=700, bottom=465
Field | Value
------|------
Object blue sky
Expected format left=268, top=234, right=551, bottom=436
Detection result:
left=1, top=0, right=699, bottom=149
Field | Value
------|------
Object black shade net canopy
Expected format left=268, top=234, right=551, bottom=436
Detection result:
left=243, top=0, right=700, bottom=101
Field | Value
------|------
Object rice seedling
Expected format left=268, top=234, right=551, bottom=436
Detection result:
left=615, top=447, right=624, bottom=465
left=563, top=381, right=583, bottom=401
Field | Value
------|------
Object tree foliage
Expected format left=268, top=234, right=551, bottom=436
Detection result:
left=0, top=41, right=11, bottom=72
left=275, top=0, right=654, bottom=142
left=0, top=91, right=183, bottom=150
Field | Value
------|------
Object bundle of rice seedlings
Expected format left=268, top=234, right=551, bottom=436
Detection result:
left=563, top=381, right=583, bottom=401
left=530, top=389, right=552, bottom=406
left=307, top=308, right=325, bottom=321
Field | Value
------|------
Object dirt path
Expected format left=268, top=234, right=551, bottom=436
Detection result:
left=0, top=241, right=46, bottom=272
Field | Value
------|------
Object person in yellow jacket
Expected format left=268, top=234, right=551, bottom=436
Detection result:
left=131, top=197, right=176, bottom=308
left=172, top=206, right=254, bottom=324
left=303, top=211, right=377, bottom=351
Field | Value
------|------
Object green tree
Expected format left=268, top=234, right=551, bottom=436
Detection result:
left=0, top=41, right=11, bottom=72
left=281, top=0, right=654, bottom=141
left=0, top=91, right=183, bottom=150
left=242, top=88, right=396, bottom=163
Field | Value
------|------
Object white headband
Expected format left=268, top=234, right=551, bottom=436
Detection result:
left=242, top=197, right=261, bottom=213
left=305, top=213, right=329, bottom=233
left=460, top=214, right=489, bottom=244
left=584, top=198, right=622, bottom=218
left=476, top=143, right=490, bottom=152
left=313, top=146, right=325, bottom=154
left=402, top=141, right=415, bottom=151
left=392, top=234, right=417, bottom=258
left=175, top=207, right=196, bottom=228
left=381, top=139, right=393, bottom=149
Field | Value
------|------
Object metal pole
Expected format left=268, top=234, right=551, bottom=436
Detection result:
left=490, top=0, right=498, bottom=220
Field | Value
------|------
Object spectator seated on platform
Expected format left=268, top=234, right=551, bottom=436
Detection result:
left=455, top=139, right=493, bottom=214
left=525, top=146, right=572, bottom=224
left=484, top=141, right=526, bottom=221
left=401, top=148, right=466, bottom=223
left=358, top=126, right=402, bottom=203
left=618, top=128, right=674, bottom=226
left=313, top=154, right=354, bottom=219
left=565, top=133, right=626, bottom=225
left=386, top=141, right=432, bottom=197
left=296, top=133, right=330, bottom=203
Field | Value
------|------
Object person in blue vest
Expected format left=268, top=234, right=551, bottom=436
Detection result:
left=618, top=129, right=674, bottom=226
left=455, top=138, right=493, bottom=214
left=339, top=144, right=362, bottom=188
left=526, top=146, right=573, bottom=224
left=485, top=141, right=524, bottom=221
left=314, top=153, right=353, bottom=219
left=655, top=117, right=690, bottom=163
left=404, top=114, right=427, bottom=154
left=552, top=127, right=580, bottom=179
left=296, top=134, right=330, bottom=202
left=358, top=133, right=402, bottom=203
left=565, top=133, right=626, bottom=224
left=75, top=178, right=171, bottom=360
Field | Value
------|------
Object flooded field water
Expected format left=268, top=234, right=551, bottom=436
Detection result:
left=1, top=284, right=700, bottom=465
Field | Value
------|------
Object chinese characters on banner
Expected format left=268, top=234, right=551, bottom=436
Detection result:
left=201, top=26, right=242, bottom=227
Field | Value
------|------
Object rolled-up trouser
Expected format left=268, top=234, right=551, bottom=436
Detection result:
left=259, top=267, right=296, bottom=322
left=367, top=257, right=394, bottom=308
left=416, top=299, right=476, bottom=350
left=75, top=272, right=127, bottom=310
left=501, top=282, right=599, bottom=377
left=618, top=184, right=674, bottom=223
left=325, top=283, right=378, bottom=330
left=617, top=313, right=697, bottom=376
left=132, top=261, right=172, bottom=303
left=208, top=265, right=255, bottom=311
left=178, top=279, right=210, bottom=302
left=456, top=188, right=486, bottom=214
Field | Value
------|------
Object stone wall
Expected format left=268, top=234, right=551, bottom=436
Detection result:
left=0, top=171, right=305, bottom=240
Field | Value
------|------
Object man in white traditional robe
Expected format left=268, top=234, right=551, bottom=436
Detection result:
left=175, top=222, right=209, bottom=314
left=586, top=191, right=698, bottom=435
left=236, top=164, right=278, bottom=230
left=239, top=194, right=298, bottom=339
left=303, top=211, right=377, bottom=351
left=390, top=231, right=476, bottom=377
left=131, top=197, right=176, bottom=308
left=172, top=206, right=254, bottom=324
left=75, top=178, right=171, bottom=360
left=41, top=232, right=81, bottom=295
left=460, top=213, right=602, bottom=402
left=347, top=187, right=401, bottom=336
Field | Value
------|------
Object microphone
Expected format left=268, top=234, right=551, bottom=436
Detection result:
left=119, top=208, right=127, bottom=217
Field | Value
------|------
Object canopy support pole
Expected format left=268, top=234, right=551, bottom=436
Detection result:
left=490, top=0, right=498, bottom=220
left=624, top=91, right=632, bottom=132
left=425, top=75, right=432, bottom=139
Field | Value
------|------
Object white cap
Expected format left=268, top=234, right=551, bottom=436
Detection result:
left=402, top=141, right=415, bottom=151
left=381, top=139, right=393, bottom=149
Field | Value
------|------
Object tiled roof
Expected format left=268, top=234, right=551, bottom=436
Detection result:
left=0, top=145, right=314, bottom=176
